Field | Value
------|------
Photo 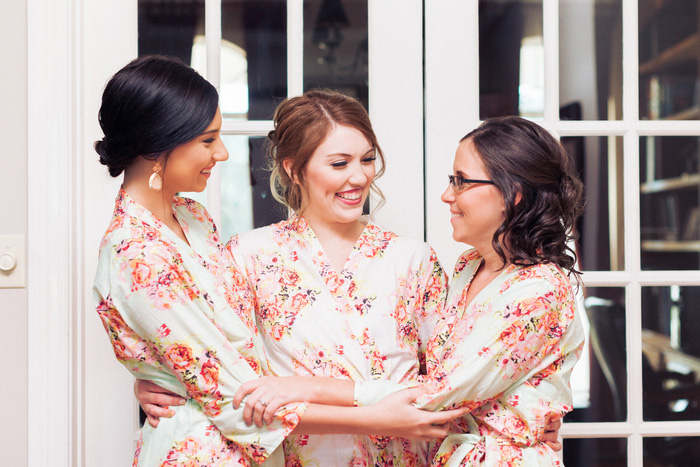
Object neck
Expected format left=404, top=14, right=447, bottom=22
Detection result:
left=301, top=214, right=366, bottom=247
left=122, top=166, right=176, bottom=224
left=476, top=245, right=508, bottom=274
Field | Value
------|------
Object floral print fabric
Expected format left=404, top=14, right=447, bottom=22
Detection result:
left=228, top=215, right=449, bottom=466
left=418, top=249, right=585, bottom=466
left=93, top=189, right=305, bottom=467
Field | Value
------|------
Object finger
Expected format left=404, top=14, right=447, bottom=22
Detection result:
left=429, top=407, right=466, bottom=425
left=545, top=417, right=562, bottom=431
left=396, top=386, right=428, bottom=404
left=545, top=440, right=562, bottom=452
left=242, top=397, right=257, bottom=425
left=146, top=414, right=160, bottom=428
left=423, top=424, right=451, bottom=439
left=152, top=393, right=187, bottom=407
left=253, top=397, right=271, bottom=428
left=263, top=398, right=283, bottom=426
left=136, top=382, right=186, bottom=407
left=143, top=403, right=176, bottom=419
left=233, top=380, right=262, bottom=409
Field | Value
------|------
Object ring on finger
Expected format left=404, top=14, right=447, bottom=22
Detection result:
left=259, top=399, right=268, bottom=407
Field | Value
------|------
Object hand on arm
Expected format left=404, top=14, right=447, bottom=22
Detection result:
left=293, top=387, right=468, bottom=441
left=542, top=415, right=563, bottom=452
left=232, top=376, right=355, bottom=427
left=134, top=379, right=187, bottom=427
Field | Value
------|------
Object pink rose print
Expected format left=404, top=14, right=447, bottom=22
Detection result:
left=165, top=343, right=194, bottom=369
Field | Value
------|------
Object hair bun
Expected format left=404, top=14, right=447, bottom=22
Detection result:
left=94, top=138, right=129, bottom=177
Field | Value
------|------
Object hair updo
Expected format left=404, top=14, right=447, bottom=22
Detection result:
left=267, top=90, right=385, bottom=212
left=463, top=116, right=585, bottom=279
left=94, top=55, right=219, bottom=177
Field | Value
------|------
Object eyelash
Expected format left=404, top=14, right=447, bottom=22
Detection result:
left=331, top=155, right=377, bottom=168
left=203, top=137, right=216, bottom=144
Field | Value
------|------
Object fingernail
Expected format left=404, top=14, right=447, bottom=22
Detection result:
left=179, top=399, right=186, bottom=405
left=169, top=410, right=176, bottom=417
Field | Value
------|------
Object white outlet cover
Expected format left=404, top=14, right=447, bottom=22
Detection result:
left=0, top=235, right=26, bottom=288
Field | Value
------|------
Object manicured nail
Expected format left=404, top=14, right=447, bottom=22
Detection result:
left=179, top=399, right=186, bottom=405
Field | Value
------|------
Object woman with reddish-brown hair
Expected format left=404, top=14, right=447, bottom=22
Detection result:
left=94, top=60, right=462, bottom=467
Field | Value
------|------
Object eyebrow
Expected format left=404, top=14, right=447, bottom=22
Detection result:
left=325, top=148, right=375, bottom=158
left=200, top=128, right=220, bottom=136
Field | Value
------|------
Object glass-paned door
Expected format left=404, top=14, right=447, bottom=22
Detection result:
left=425, top=2, right=700, bottom=466
left=136, top=0, right=423, bottom=240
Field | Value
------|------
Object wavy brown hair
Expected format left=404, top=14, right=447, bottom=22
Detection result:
left=267, top=90, right=385, bottom=213
left=463, top=116, right=585, bottom=280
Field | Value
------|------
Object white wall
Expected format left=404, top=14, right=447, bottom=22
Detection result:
left=0, top=0, right=28, bottom=464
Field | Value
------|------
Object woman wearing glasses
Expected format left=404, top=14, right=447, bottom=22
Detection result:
left=360, top=116, right=584, bottom=466
left=420, top=116, right=585, bottom=465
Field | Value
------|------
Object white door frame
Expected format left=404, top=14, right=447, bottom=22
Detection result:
left=28, top=0, right=138, bottom=465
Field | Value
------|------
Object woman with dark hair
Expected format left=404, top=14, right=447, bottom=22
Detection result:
left=414, top=116, right=585, bottom=465
left=93, top=58, right=459, bottom=467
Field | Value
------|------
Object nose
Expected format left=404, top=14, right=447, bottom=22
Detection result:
left=349, top=160, right=372, bottom=186
left=214, top=139, right=229, bottom=162
left=441, top=184, right=455, bottom=204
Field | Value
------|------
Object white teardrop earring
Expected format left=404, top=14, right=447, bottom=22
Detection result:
left=148, top=161, right=163, bottom=192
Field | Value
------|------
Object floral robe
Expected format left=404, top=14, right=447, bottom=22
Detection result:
left=228, top=215, right=448, bottom=467
left=420, top=249, right=585, bottom=466
left=93, top=189, right=306, bottom=467
left=359, top=249, right=584, bottom=466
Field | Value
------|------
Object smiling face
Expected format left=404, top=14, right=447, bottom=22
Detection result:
left=162, top=108, right=228, bottom=193
left=295, top=124, right=376, bottom=229
left=441, top=137, right=506, bottom=252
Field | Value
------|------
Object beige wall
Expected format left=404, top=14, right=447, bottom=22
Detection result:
left=0, top=0, right=28, bottom=464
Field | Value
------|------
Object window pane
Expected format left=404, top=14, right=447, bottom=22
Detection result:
left=567, top=135, right=624, bottom=271
left=479, top=0, right=543, bottom=119
left=138, top=0, right=206, bottom=65
left=559, top=0, right=622, bottom=120
left=640, top=136, right=700, bottom=270
left=568, top=287, right=626, bottom=423
left=563, top=438, right=627, bottom=467
left=220, top=135, right=286, bottom=240
left=642, top=286, right=700, bottom=423
left=639, top=0, right=700, bottom=120
left=644, top=436, right=700, bottom=465
left=221, top=0, right=287, bottom=120
left=303, top=0, right=368, bottom=108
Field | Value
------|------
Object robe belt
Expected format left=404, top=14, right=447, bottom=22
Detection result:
left=434, top=417, right=536, bottom=467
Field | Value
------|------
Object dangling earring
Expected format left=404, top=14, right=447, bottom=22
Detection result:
left=148, top=162, right=163, bottom=192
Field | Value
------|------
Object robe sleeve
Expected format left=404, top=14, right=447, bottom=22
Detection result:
left=416, top=268, right=581, bottom=413
left=94, top=235, right=306, bottom=464
left=354, top=243, right=449, bottom=407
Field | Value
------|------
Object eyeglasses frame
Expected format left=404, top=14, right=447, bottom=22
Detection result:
left=447, top=174, right=496, bottom=192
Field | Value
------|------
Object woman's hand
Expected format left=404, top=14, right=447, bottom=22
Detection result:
left=365, top=387, right=468, bottom=441
left=134, top=379, right=186, bottom=428
left=542, top=415, right=563, bottom=452
left=233, top=376, right=337, bottom=428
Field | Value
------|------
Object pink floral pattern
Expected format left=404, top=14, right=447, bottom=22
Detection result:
left=417, top=249, right=584, bottom=466
left=94, top=189, right=305, bottom=467
left=228, top=214, right=449, bottom=466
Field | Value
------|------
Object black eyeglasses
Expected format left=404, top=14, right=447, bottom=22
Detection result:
left=448, top=175, right=495, bottom=192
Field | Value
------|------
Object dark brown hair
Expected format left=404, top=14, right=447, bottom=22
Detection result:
left=268, top=90, right=385, bottom=212
left=463, top=116, right=585, bottom=280
left=94, top=55, right=219, bottom=177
